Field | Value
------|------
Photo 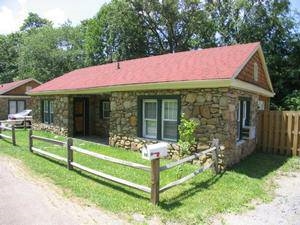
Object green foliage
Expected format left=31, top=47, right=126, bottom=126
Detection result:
left=0, top=33, right=21, bottom=83
left=17, top=24, right=85, bottom=82
left=130, top=0, right=216, bottom=54
left=84, top=0, right=148, bottom=65
left=1, top=130, right=300, bottom=224
left=0, top=1, right=299, bottom=110
left=178, top=114, right=199, bottom=156
left=282, top=90, right=300, bottom=110
left=20, top=12, right=52, bottom=32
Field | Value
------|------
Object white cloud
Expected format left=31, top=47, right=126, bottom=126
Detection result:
left=0, top=5, right=27, bottom=34
left=43, top=8, right=67, bottom=26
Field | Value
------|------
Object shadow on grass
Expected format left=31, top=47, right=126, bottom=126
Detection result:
left=159, top=172, right=224, bottom=210
left=30, top=150, right=290, bottom=211
left=33, top=153, right=149, bottom=201
left=229, top=152, right=289, bottom=179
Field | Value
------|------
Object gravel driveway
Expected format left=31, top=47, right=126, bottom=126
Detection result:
left=211, top=172, right=300, bottom=225
left=0, top=156, right=129, bottom=225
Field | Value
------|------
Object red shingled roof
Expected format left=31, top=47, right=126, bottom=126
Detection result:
left=30, top=42, right=260, bottom=94
left=0, top=78, right=34, bottom=94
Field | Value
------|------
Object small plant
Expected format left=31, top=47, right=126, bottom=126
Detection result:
left=177, top=113, right=199, bottom=157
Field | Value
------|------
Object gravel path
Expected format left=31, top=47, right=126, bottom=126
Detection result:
left=0, top=156, right=129, bottom=225
left=211, top=172, right=300, bottom=225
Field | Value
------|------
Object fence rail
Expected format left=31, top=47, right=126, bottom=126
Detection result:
left=28, top=129, right=220, bottom=205
left=0, top=125, right=16, bottom=145
left=257, top=111, right=300, bottom=156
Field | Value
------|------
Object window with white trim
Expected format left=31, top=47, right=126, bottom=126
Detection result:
left=141, top=97, right=179, bottom=141
left=143, top=100, right=157, bottom=139
left=43, top=100, right=54, bottom=124
left=162, top=99, right=178, bottom=141
left=237, top=99, right=251, bottom=141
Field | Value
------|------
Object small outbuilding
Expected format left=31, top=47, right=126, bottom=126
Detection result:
left=29, top=42, right=274, bottom=166
left=0, top=78, right=41, bottom=120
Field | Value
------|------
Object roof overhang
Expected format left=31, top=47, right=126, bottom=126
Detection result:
left=0, top=78, right=42, bottom=95
left=0, top=95, right=31, bottom=99
left=29, top=78, right=275, bottom=97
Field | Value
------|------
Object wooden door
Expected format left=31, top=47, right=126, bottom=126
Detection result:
left=74, top=98, right=89, bottom=136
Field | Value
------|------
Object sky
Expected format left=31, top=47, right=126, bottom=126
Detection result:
left=0, top=0, right=299, bottom=35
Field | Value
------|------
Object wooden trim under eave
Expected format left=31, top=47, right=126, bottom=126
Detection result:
left=28, top=79, right=233, bottom=96
left=0, top=95, right=31, bottom=99
left=231, top=79, right=275, bottom=97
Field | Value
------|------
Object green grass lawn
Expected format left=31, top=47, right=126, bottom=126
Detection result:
left=0, top=129, right=299, bottom=225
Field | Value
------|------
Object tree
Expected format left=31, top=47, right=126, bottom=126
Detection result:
left=0, top=33, right=21, bottom=83
left=130, top=0, right=216, bottom=54
left=206, top=0, right=300, bottom=107
left=84, top=0, right=148, bottom=65
left=20, top=12, right=52, bottom=31
left=18, top=24, right=85, bottom=82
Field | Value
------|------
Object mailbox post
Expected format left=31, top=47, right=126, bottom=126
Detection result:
left=142, top=142, right=168, bottom=205
left=151, top=158, right=160, bottom=205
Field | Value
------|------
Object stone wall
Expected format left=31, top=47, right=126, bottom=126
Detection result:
left=109, top=88, right=260, bottom=167
left=31, top=94, right=110, bottom=137
left=109, top=89, right=229, bottom=163
left=0, top=98, right=7, bottom=120
left=31, top=95, right=70, bottom=136
left=226, top=89, right=259, bottom=165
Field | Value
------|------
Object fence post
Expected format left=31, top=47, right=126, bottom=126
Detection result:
left=12, top=125, right=16, bottom=146
left=211, top=138, right=219, bottom=174
left=28, top=129, right=33, bottom=152
left=67, top=138, right=73, bottom=170
left=150, top=158, right=160, bottom=205
left=0, top=123, right=2, bottom=140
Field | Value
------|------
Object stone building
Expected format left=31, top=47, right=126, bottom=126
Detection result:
left=0, top=79, right=41, bottom=120
left=28, top=42, right=274, bottom=166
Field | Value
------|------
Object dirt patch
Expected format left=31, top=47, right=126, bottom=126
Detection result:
left=0, top=156, right=130, bottom=225
left=210, top=172, right=300, bottom=225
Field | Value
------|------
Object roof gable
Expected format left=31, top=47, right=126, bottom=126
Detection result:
left=0, top=79, right=41, bottom=95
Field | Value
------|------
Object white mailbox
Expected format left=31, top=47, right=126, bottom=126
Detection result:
left=142, top=142, right=168, bottom=160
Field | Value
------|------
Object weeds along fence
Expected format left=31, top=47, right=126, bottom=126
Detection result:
left=0, top=124, right=16, bottom=146
left=28, top=129, right=220, bottom=204
left=257, top=111, right=300, bottom=156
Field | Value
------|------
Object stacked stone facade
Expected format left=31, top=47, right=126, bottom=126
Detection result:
left=31, top=94, right=110, bottom=137
left=31, top=88, right=262, bottom=167
left=108, top=88, right=260, bottom=166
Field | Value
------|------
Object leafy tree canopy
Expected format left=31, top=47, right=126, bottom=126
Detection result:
left=20, top=12, right=52, bottom=32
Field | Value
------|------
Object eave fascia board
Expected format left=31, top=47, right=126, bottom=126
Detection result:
left=28, top=79, right=232, bottom=96
left=231, top=79, right=275, bottom=97
left=0, top=95, right=31, bottom=99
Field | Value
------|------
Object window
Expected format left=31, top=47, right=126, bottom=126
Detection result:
left=143, top=100, right=157, bottom=138
left=237, top=98, right=251, bottom=141
left=162, top=100, right=178, bottom=141
left=9, top=100, right=25, bottom=114
left=43, top=100, right=54, bottom=124
left=102, top=101, right=110, bottom=119
left=140, top=96, right=179, bottom=141
left=253, top=62, right=258, bottom=81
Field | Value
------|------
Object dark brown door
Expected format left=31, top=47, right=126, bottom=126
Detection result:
left=74, top=98, right=89, bottom=136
